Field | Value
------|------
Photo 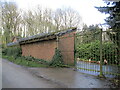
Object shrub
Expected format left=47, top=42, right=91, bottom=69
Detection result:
left=2, top=48, right=7, bottom=55
left=76, top=40, right=118, bottom=64
left=2, top=47, right=22, bottom=58
left=20, top=49, right=65, bottom=67
left=23, top=56, right=34, bottom=61
left=76, top=40, right=100, bottom=61
left=49, top=48, right=64, bottom=67
left=22, top=56, right=49, bottom=65
left=2, top=47, right=69, bottom=67
left=34, top=58, right=49, bottom=64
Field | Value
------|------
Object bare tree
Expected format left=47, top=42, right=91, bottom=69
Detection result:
left=42, top=8, right=55, bottom=33
left=23, top=10, right=36, bottom=36
left=1, top=2, right=83, bottom=45
left=53, top=7, right=82, bottom=30
left=23, top=7, right=56, bottom=35
left=34, top=6, right=44, bottom=33
left=53, top=9, right=63, bottom=30
left=61, top=7, right=82, bottom=29
left=2, top=2, right=21, bottom=44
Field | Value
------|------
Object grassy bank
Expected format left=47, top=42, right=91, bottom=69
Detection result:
left=2, top=55, right=49, bottom=67
left=2, top=55, right=71, bottom=68
left=2, top=47, right=72, bottom=68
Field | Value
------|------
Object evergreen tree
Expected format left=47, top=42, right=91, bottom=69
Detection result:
left=96, top=1, right=120, bottom=86
left=96, top=1, right=120, bottom=30
left=96, top=1, right=120, bottom=65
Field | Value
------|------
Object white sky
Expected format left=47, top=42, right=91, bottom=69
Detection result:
left=3, top=0, right=109, bottom=26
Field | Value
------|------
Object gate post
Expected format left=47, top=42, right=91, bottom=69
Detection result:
left=99, top=29, right=105, bottom=78
left=74, top=33, right=77, bottom=70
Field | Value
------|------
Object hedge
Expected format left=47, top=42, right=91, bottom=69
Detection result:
left=2, top=46, right=22, bottom=58
left=76, top=40, right=119, bottom=64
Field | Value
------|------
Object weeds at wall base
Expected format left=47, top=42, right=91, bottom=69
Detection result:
left=2, top=55, right=71, bottom=68
left=2, top=55, right=49, bottom=67
left=2, top=47, right=71, bottom=68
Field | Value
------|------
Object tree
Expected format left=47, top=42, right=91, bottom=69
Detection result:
left=34, top=6, right=44, bottom=33
left=96, top=1, right=120, bottom=30
left=23, top=10, right=36, bottom=36
left=2, top=2, right=21, bottom=45
left=42, top=8, right=55, bottom=33
left=81, top=24, right=100, bottom=43
left=96, top=1, right=120, bottom=65
left=23, top=7, right=56, bottom=35
left=53, top=8, right=63, bottom=30
left=96, top=2, right=120, bottom=83
left=23, top=7, right=82, bottom=35
left=96, top=1, right=120, bottom=48
left=53, top=7, right=82, bottom=30
left=1, top=2, right=82, bottom=43
left=63, top=8, right=81, bottom=29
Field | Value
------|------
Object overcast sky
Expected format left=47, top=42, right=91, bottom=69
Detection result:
left=2, top=0, right=109, bottom=27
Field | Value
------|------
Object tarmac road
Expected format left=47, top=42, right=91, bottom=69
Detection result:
left=2, top=58, right=115, bottom=88
left=2, top=59, right=65, bottom=88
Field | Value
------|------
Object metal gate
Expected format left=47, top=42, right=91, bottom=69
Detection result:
left=75, top=29, right=120, bottom=78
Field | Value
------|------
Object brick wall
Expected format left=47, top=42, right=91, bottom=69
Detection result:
left=21, top=31, right=75, bottom=65
left=58, top=32, right=75, bottom=65
left=21, top=39, right=57, bottom=61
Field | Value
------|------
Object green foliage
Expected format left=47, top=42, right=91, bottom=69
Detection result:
left=76, top=40, right=118, bottom=64
left=78, top=25, right=100, bottom=44
left=2, top=48, right=7, bottom=55
left=49, top=48, right=64, bottom=67
left=76, top=40, right=100, bottom=61
left=2, top=55, right=48, bottom=67
left=0, top=44, right=5, bottom=48
left=102, top=42, right=118, bottom=64
left=2, top=47, right=69, bottom=67
left=96, top=1, right=120, bottom=30
left=2, top=47, right=22, bottom=58
left=2, top=48, right=66, bottom=67
left=23, top=56, right=49, bottom=65
left=96, top=2, right=120, bottom=63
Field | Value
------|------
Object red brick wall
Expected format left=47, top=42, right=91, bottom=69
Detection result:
left=21, top=39, right=57, bottom=61
left=58, top=32, right=75, bottom=65
left=21, top=31, right=75, bottom=65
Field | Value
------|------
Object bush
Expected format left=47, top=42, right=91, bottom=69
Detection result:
left=2, top=47, right=22, bottom=58
left=21, top=56, right=49, bottom=65
left=76, top=40, right=118, bottom=64
left=2, top=46, right=68, bottom=67
left=2, top=47, right=70, bottom=67
left=20, top=49, right=65, bottom=67
left=49, top=48, right=64, bottom=67
left=2, top=48, right=7, bottom=55
left=76, top=40, right=100, bottom=61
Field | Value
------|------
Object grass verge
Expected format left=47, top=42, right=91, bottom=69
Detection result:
left=2, top=55, right=49, bottom=67
left=2, top=55, right=72, bottom=68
